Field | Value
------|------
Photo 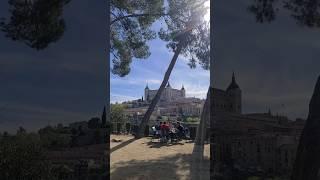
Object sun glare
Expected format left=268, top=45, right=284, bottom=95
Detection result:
left=204, top=0, right=210, bottom=22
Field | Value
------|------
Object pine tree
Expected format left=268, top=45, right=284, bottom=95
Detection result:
left=136, top=0, right=210, bottom=138
left=0, top=0, right=71, bottom=50
left=101, top=106, right=107, bottom=128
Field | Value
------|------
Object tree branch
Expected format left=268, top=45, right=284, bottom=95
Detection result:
left=111, top=13, right=169, bottom=25
left=111, top=50, right=120, bottom=60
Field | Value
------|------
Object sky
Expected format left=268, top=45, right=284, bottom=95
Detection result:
left=110, top=23, right=210, bottom=103
left=1, top=0, right=319, bottom=132
left=110, top=4, right=210, bottom=104
left=214, top=0, right=320, bottom=120
left=0, top=0, right=106, bottom=132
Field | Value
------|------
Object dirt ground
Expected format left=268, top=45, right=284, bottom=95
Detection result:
left=110, top=135, right=210, bottom=180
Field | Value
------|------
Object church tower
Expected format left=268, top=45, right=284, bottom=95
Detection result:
left=226, top=72, right=242, bottom=113
left=144, top=84, right=149, bottom=102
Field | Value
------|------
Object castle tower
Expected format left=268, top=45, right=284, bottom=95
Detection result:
left=144, top=84, right=149, bottom=102
left=167, top=81, right=171, bottom=88
left=181, top=84, right=186, bottom=97
left=165, top=81, right=172, bottom=101
left=226, top=72, right=242, bottom=113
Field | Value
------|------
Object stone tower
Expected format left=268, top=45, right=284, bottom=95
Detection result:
left=165, top=81, right=172, bottom=101
left=144, top=84, right=149, bottom=101
left=181, top=85, right=186, bottom=97
left=226, top=72, right=242, bottom=113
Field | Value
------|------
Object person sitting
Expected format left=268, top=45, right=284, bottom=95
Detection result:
left=168, top=123, right=177, bottom=142
left=164, top=122, right=170, bottom=135
left=160, top=122, right=167, bottom=142
left=151, top=126, right=157, bottom=136
left=159, top=122, right=163, bottom=135
left=162, top=122, right=171, bottom=142
left=184, top=127, right=190, bottom=139
left=176, top=122, right=185, bottom=140
left=155, top=123, right=161, bottom=137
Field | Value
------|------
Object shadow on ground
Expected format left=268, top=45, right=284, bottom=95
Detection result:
left=144, top=141, right=185, bottom=148
left=111, top=153, right=210, bottom=180
left=110, top=138, right=137, bottom=153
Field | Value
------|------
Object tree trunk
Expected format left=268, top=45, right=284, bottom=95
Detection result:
left=191, top=88, right=210, bottom=180
left=135, top=43, right=184, bottom=138
left=195, top=87, right=210, bottom=146
left=291, top=76, right=320, bottom=180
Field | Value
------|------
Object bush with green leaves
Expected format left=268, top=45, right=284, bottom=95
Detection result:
left=0, top=133, right=52, bottom=179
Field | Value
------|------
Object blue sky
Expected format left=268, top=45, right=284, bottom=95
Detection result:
left=110, top=22, right=210, bottom=103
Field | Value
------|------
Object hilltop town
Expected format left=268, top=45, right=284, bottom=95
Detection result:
left=110, top=82, right=206, bottom=137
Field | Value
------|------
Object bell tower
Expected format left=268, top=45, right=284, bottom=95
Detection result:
left=226, top=72, right=242, bottom=113
left=144, top=84, right=149, bottom=102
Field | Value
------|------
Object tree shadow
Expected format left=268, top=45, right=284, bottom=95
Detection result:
left=144, top=140, right=185, bottom=148
left=111, top=153, right=210, bottom=180
left=190, top=144, right=210, bottom=180
left=110, top=138, right=137, bottom=153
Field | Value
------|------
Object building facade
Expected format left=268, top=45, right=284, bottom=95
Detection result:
left=144, top=82, right=186, bottom=102
left=212, top=73, right=305, bottom=179
left=212, top=72, right=242, bottom=114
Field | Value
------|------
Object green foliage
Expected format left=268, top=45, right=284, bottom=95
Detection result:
left=93, top=128, right=102, bottom=144
left=101, top=106, right=107, bottom=127
left=88, top=117, right=101, bottom=129
left=2, top=131, right=9, bottom=137
left=0, top=0, right=71, bottom=50
left=248, top=0, right=277, bottom=23
left=16, top=126, right=26, bottom=135
left=159, top=0, right=210, bottom=70
left=38, top=125, right=71, bottom=149
left=110, top=104, right=127, bottom=124
left=248, top=0, right=320, bottom=27
left=185, top=117, right=200, bottom=123
left=111, top=0, right=210, bottom=76
left=0, top=133, right=51, bottom=179
left=111, top=0, right=164, bottom=77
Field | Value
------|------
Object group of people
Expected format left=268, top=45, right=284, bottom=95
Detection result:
left=152, top=121, right=188, bottom=143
